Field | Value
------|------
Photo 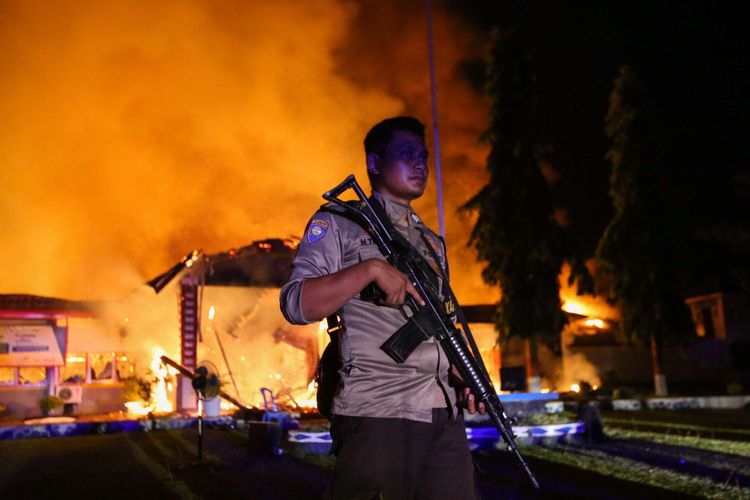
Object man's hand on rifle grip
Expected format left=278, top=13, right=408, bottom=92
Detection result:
left=451, top=366, right=486, bottom=415
left=459, top=386, right=487, bottom=415
left=366, top=258, right=425, bottom=307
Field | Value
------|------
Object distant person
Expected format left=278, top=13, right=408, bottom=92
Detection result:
left=280, top=117, right=482, bottom=499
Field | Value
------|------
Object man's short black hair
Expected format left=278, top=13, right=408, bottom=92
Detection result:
left=364, top=116, right=426, bottom=156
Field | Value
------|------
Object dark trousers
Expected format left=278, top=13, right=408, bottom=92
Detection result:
left=329, top=409, right=478, bottom=500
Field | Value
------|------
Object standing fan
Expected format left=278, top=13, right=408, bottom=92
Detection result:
left=191, top=360, right=220, bottom=462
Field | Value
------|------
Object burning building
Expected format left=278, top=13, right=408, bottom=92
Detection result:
left=0, top=239, right=324, bottom=419
left=109, top=238, right=326, bottom=416
left=0, top=295, right=129, bottom=418
left=4, top=230, right=744, bottom=422
left=0, top=238, right=636, bottom=421
left=0, top=235, right=575, bottom=420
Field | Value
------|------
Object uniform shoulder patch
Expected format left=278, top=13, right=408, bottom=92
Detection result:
left=307, top=219, right=330, bottom=244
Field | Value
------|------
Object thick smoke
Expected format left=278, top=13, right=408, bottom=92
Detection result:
left=2, top=2, right=619, bottom=400
left=1, top=0, right=500, bottom=304
left=1, top=0, right=406, bottom=299
left=334, top=0, right=496, bottom=303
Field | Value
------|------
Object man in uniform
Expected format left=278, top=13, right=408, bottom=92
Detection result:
left=280, top=116, right=479, bottom=499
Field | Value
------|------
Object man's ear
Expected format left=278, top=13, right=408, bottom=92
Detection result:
left=366, top=152, right=380, bottom=176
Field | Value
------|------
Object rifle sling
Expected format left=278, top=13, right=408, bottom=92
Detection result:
left=416, top=230, right=492, bottom=384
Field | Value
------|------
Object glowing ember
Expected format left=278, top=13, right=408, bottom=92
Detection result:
left=583, top=318, right=606, bottom=329
left=562, top=300, right=590, bottom=316
left=289, top=380, right=318, bottom=410
left=184, top=250, right=202, bottom=268
left=124, top=401, right=150, bottom=418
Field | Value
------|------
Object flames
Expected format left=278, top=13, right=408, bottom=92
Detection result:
left=559, top=262, right=619, bottom=322
left=1, top=2, right=626, bottom=405
left=113, top=268, right=616, bottom=418
left=124, top=346, right=177, bottom=418
left=117, top=265, right=617, bottom=419
left=569, top=383, right=600, bottom=393
left=2, top=1, right=498, bottom=405
left=288, top=380, right=319, bottom=411
left=150, top=347, right=177, bottom=413
left=0, top=1, right=495, bottom=307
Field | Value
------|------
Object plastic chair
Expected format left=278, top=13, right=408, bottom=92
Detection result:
left=260, top=387, right=288, bottom=426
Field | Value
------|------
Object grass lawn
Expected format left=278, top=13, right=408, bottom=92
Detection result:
left=1, top=408, right=748, bottom=499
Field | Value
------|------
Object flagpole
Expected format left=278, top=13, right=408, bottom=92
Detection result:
left=426, top=0, right=446, bottom=238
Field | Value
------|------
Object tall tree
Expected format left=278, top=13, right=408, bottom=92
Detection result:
left=699, top=168, right=750, bottom=293
left=596, top=65, right=692, bottom=396
left=464, top=27, right=591, bottom=391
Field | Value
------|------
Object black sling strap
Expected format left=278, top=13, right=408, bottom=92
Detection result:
left=416, top=229, right=492, bottom=382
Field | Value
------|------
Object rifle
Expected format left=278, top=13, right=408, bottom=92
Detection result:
left=323, top=174, right=541, bottom=491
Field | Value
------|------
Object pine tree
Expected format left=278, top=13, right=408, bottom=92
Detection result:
left=464, top=27, right=591, bottom=390
left=596, top=65, right=692, bottom=396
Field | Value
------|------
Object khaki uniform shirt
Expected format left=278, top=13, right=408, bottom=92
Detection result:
left=280, top=193, right=457, bottom=423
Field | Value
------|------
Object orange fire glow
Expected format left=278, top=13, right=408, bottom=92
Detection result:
left=0, top=1, right=493, bottom=306
left=583, top=318, right=606, bottom=329
left=150, top=348, right=177, bottom=413
left=3, top=2, right=623, bottom=406
left=558, top=263, right=619, bottom=320
left=288, top=380, right=319, bottom=411
left=123, top=346, right=177, bottom=417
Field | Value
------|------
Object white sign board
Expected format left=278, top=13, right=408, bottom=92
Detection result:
left=0, top=324, right=65, bottom=366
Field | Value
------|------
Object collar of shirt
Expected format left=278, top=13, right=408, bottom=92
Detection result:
left=371, top=191, right=423, bottom=231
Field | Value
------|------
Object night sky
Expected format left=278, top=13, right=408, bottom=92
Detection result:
left=432, top=0, right=750, bottom=293
left=448, top=1, right=749, bottom=260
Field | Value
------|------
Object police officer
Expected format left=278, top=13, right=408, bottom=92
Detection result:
left=280, top=116, right=479, bottom=499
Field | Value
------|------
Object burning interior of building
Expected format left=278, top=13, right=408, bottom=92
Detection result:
left=0, top=239, right=323, bottom=419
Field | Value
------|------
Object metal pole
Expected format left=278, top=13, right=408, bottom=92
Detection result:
left=426, top=0, right=446, bottom=238
left=197, top=397, right=203, bottom=462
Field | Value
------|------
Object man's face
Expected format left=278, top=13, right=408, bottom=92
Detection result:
left=368, top=130, right=429, bottom=204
